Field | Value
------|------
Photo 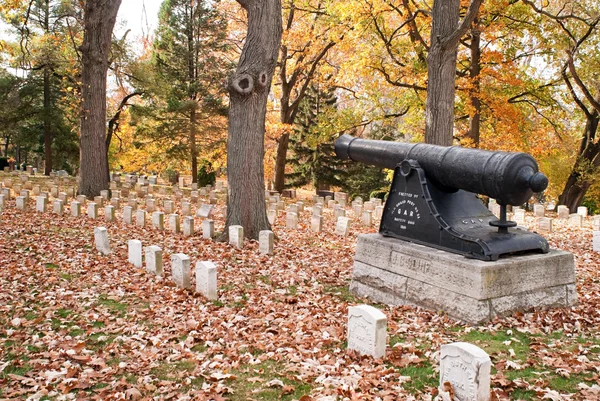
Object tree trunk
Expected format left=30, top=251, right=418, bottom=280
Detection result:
left=273, top=132, right=289, bottom=192
left=190, top=108, right=198, bottom=183
left=78, top=0, right=122, bottom=197
left=424, top=0, right=481, bottom=146
left=467, top=19, right=481, bottom=147
left=223, top=0, right=282, bottom=240
left=43, top=67, right=53, bottom=175
left=558, top=111, right=600, bottom=211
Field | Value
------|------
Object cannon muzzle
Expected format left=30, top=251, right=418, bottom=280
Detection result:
left=335, top=134, right=547, bottom=206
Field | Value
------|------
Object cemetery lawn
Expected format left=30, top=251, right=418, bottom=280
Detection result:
left=1, top=199, right=600, bottom=400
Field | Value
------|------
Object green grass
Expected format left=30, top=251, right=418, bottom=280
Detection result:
left=459, top=328, right=531, bottom=360
left=97, top=295, right=128, bottom=316
left=55, top=308, right=73, bottom=319
left=150, top=359, right=196, bottom=381
left=226, top=360, right=312, bottom=401
left=323, top=284, right=360, bottom=303
left=86, top=332, right=118, bottom=350
left=396, top=362, right=437, bottom=393
left=45, top=263, right=59, bottom=269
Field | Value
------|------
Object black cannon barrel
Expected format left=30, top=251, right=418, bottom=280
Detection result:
left=335, top=134, right=548, bottom=206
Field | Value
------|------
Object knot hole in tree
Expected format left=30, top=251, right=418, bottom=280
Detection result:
left=232, top=73, right=254, bottom=95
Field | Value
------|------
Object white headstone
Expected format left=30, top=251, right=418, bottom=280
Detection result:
left=36, top=196, right=47, bottom=212
left=533, top=204, right=545, bottom=217
left=171, top=253, right=191, bottom=289
left=577, top=206, right=588, bottom=217
left=593, top=215, right=600, bottom=231
left=196, top=261, right=217, bottom=300
left=146, top=198, right=156, bottom=212
left=145, top=245, right=163, bottom=275
left=71, top=201, right=81, bottom=217
left=164, top=200, right=174, bottom=214
left=183, top=216, right=194, bottom=236
left=104, top=205, right=115, bottom=222
left=361, top=210, right=373, bottom=226
left=514, top=209, right=526, bottom=225
left=0, top=194, right=5, bottom=209
left=537, top=217, right=553, bottom=232
left=53, top=199, right=64, bottom=215
left=202, top=219, right=214, bottom=239
left=123, top=206, right=133, bottom=224
left=229, top=225, right=243, bottom=248
left=87, top=203, right=98, bottom=219
left=93, top=196, right=104, bottom=208
left=439, top=342, right=491, bottom=401
left=196, top=204, right=214, bottom=218
left=168, top=213, right=180, bottom=233
left=128, top=240, right=143, bottom=267
left=94, top=227, right=111, bottom=255
left=136, top=209, right=146, bottom=227
left=335, top=216, right=351, bottom=237
left=286, top=212, right=298, bottom=229
left=311, top=215, right=323, bottom=233
left=100, top=190, right=109, bottom=200
left=181, top=201, right=192, bottom=216
left=16, top=196, right=26, bottom=210
left=267, top=209, right=277, bottom=225
left=347, top=304, right=387, bottom=358
left=259, top=230, right=274, bottom=255
left=569, top=213, right=582, bottom=228
left=557, top=205, right=569, bottom=219
left=152, top=211, right=164, bottom=230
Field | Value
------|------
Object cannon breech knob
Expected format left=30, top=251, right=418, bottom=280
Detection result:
left=489, top=203, right=517, bottom=234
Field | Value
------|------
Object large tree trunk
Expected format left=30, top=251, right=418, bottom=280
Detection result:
left=78, top=0, right=122, bottom=197
left=223, top=0, right=282, bottom=240
left=558, top=111, right=600, bottom=211
left=424, top=0, right=481, bottom=146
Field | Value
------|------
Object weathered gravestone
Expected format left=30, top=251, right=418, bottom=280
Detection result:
left=171, top=253, right=191, bottom=289
left=361, top=210, right=373, bottom=226
left=123, top=206, right=133, bottom=224
left=87, top=203, right=98, bottom=219
left=259, top=230, right=274, bottom=255
left=53, top=199, right=64, bottom=215
left=164, top=200, right=174, bottom=214
left=94, top=227, right=111, bottom=255
left=202, top=219, right=214, bottom=239
left=347, top=304, right=387, bottom=359
left=136, top=210, right=146, bottom=227
left=569, top=213, right=582, bottom=228
left=16, top=196, right=26, bottom=210
left=514, top=209, right=526, bottom=225
left=71, top=201, right=81, bottom=217
left=168, top=214, right=180, bottom=233
left=196, top=261, right=217, bottom=300
left=593, top=215, right=600, bottom=231
left=286, top=212, right=298, bottom=229
left=196, top=204, right=214, bottom=218
left=267, top=209, right=277, bottom=225
left=229, top=225, right=243, bottom=248
left=439, top=342, right=491, bottom=401
left=145, top=245, right=163, bottom=276
left=335, top=216, right=351, bottom=237
left=128, top=240, right=143, bottom=267
left=593, top=231, right=600, bottom=253
left=533, top=204, right=545, bottom=217
left=36, top=196, right=47, bottom=213
left=104, top=205, right=115, bottom=222
left=577, top=206, right=588, bottom=217
left=537, top=217, right=553, bottom=232
left=183, top=216, right=194, bottom=236
left=152, top=211, right=164, bottom=230
left=557, top=205, right=570, bottom=219
left=311, top=215, right=323, bottom=233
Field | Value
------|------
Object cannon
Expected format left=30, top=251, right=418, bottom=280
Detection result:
left=335, top=134, right=550, bottom=261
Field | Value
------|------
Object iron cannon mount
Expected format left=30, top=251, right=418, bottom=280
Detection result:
left=335, top=135, right=550, bottom=261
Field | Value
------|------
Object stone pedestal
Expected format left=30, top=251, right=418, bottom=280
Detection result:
left=350, top=234, right=577, bottom=325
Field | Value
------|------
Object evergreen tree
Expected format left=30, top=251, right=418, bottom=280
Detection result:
left=150, top=0, right=232, bottom=182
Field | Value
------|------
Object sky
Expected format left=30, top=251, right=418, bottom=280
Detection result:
left=115, top=0, right=162, bottom=45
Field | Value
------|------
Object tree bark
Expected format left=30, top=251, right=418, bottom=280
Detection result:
left=273, top=132, right=289, bottom=192
left=78, top=0, right=122, bottom=197
left=558, top=110, right=600, bottom=211
left=424, top=0, right=481, bottom=146
left=190, top=108, right=198, bottom=183
left=223, top=0, right=282, bottom=240
left=467, top=19, right=481, bottom=147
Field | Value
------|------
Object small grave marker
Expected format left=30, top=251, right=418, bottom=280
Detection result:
left=347, top=304, right=387, bottom=358
left=16, top=196, right=26, bottom=210
left=229, top=225, right=243, bottom=248
left=311, top=215, right=323, bottom=233
left=128, top=240, right=143, bottom=267
left=104, top=205, right=115, bottom=222
left=335, top=216, right=350, bottom=237
left=87, top=203, right=98, bottom=219
left=537, top=217, right=553, bottom=232
left=557, top=205, right=569, bottom=219
left=202, top=219, right=214, bottom=239
left=36, top=196, right=47, bottom=213
left=533, top=204, right=545, bottom=217
left=569, top=213, right=582, bottom=228
left=94, top=227, right=111, bottom=255
left=136, top=209, right=146, bottom=227
left=183, top=216, right=194, bottom=236
left=168, top=214, right=180, bottom=233
left=196, top=261, right=217, bottom=300
left=171, top=253, right=191, bottom=289
left=259, top=230, right=274, bottom=255
left=145, top=245, right=163, bottom=275
left=286, top=212, right=298, bottom=229
left=577, top=206, right=588, bottom=217
left=71, top=201, right=81, bottom=217
left=123, top=206, right=133, bottom=224
left=439, top=342, right=491, bottom=401
left=196, top=204, right=214, bottom=218
left=152, top=211, right=164, bottom=230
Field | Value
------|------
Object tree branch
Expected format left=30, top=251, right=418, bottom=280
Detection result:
left=442, top=0, right=482, bottom=50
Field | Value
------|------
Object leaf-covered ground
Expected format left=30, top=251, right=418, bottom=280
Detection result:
left=1, top=186, right=599, bottom=400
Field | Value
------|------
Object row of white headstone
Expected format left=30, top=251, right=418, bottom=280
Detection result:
left=93, top=227, right=218, bottom=300
left=347, top=304, right=491, bottom=401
